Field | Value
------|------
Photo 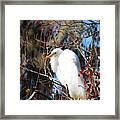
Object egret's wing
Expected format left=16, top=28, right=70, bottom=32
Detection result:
left=78, top=77, right=86, bottom=96
left=58, top=49, right=85, bottom=98
left=73, top=54, right=81, bottom=72
left=63, top=49, right=81, bottom=71
left=58, top=49, right=80, bottom=82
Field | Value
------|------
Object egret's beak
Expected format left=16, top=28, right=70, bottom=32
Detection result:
left=45, top=52, right=56, bottom=59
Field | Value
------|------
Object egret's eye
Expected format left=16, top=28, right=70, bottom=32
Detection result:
left=54, top=52, right=56, bottom=54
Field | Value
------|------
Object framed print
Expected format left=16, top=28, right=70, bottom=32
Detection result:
left=0, top=0, right=119, bottom=119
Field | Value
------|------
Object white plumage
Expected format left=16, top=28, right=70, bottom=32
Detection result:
left=47, top=48, right=85, bottom=99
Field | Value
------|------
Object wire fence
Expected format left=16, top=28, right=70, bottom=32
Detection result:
left=20, top=20, right=100, bottom=100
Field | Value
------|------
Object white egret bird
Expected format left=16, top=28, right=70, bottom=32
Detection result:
left=46, top=48, right=86, bottom=99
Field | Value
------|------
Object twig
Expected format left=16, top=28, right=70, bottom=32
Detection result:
left=28, top=90, right=53, bottom=100
left=76, top=46, right=89, bottom=63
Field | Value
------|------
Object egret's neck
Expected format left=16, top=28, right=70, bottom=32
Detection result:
left=50, top=56, right=59, bottom=73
